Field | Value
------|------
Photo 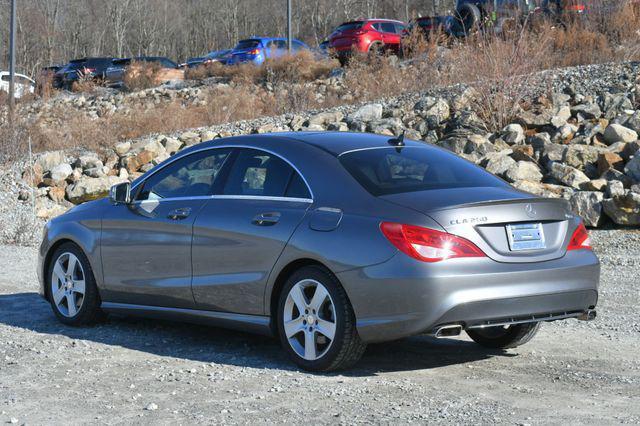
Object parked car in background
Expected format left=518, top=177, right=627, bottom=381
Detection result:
left=327, top=19, right=408, bottom=64
left=186, top=49, right=233, bottom=69
left=105, top=56, right=180, bottom=88
left=0, top=71, right=35, bottom=98
left=53, top=57, right=114, bottom=90
left=227, top=38, right=311, bottom=65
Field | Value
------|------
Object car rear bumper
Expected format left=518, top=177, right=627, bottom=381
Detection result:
left=337, top=249, right=600, bottom=343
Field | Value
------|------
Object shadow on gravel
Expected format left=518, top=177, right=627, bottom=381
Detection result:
left=0, top=292, right=512, bottom=375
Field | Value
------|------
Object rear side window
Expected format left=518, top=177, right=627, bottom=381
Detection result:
left=223, top=149, right=310, bottom=199
left=335, top=22, right=363, bottom=32
left=136, top=149, right=232, bottom=201
left=235, top=40, right=261, bottom=49
left=339, top=147, right=507, bottom=196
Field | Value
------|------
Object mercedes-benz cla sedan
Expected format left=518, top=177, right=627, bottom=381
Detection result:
left=38, top=132, right=599, bottom=371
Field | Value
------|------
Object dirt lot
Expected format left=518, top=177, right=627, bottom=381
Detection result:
left=0, top=231, right=639, bottom=425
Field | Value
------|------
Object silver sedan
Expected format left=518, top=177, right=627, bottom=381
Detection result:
left=38, top=132, right=599, bottom=371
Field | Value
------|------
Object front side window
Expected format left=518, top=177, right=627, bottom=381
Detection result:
left=135, top=148, right=232, bottom=201
left=223, top=149, right=310, bottom=199
left=339, top=147, right=507, bottom=196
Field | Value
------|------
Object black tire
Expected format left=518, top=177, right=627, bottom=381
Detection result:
left=455, top=3, right=482, bottom=36
left=368, top=41, right=385, bottom=57
left=276, top=265, right=366, bottom=372
left=47, top=242, right=104, bottom=326
left=466, top=322, right=540, bottom=349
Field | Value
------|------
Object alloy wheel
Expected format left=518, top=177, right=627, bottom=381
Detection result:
left=51, top=252, right=86, bottom=317
left=283, top=279, right=336, bottom=361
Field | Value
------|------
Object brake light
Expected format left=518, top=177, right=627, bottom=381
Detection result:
left=380, top=222, right=485, bottom=262
left=567, top=4, right=586, bottom=12
left=567, top=223, right=592, bottom=251
left=248, top=48, right=261, bottom=55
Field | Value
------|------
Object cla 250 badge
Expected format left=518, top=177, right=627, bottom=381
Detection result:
left=450, top=216, right=489, bottom=225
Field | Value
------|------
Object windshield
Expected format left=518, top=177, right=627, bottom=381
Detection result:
left=339, top=147, right=507, bottom=196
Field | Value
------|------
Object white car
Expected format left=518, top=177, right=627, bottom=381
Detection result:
left=0, top=71, right=35, bottom=98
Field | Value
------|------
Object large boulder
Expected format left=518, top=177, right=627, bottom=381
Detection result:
left=624, top=150, right=640, bottom=182
left=66, top=176, right=127, bottom=204
left=603, top=123, right=638, bottom=145
left=37, top=151, right=66, bottom=173
left=564, top=145, right=602, bottom=170
left=512, top=180, right=573, bottom=199
left=603, top=192, right=640, bottom=225
left=569, top=191, right=604, bottom=227
left=501, top=123, right=525, bottom=145
left=50, top=163, right=73, bottom=184
left=414, top=97, right=450, bottom=123
left=504, top=161, right=543, bottom=183
left=597, top=152, right=624, bottom=175
left=352, top=103, right=383, bottom=122
left=307, top=111, right=343, bottom=127
left=482, top=152, right=516, bottom=176
left=548, top=162, right=591, bottom=189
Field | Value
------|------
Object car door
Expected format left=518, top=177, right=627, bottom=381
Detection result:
left=100, top=148, right=233, bottom=308
left=380, top=22, right=401, bottom=49
left=192, top=148, right=313, bottom=315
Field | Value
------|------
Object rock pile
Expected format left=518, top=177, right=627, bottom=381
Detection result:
left=13, top=62, right=640, bottom=229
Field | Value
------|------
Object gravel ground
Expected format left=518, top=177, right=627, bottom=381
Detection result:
left=0, top=230, right=638, bottom=425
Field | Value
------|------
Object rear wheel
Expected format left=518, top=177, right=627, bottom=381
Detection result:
left=48, top=243, right=104, bottom=326
left=277, top=266, right=366, bottom=372
left=466, top=323, right=540, bottom=349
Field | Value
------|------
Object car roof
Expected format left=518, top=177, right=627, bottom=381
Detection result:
left=199, top=131, right=427, bottom=157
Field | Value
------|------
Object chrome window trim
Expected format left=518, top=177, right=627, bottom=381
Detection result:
left=132, top=194, right=313, bottom=205
left=337, top=145, right=428, bottom=157
left=131, top=144, right=315, bottom=201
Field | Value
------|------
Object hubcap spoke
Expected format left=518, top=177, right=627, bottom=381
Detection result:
left=304, top=330, right=317, bottom=360
left=73, top=280, right=86, bottom=295
left=52, top=285, right=66, bottom=305
left=66, top=255, right=78, bottom=277
left=316, top=318, right=336, bottom=340
left=288, top=284, right=307, bottom=313
left=53, top=261, right=66, bottom=284
left=66, top=293, right=77, bottom=317
left=284, top=317, right=304, bottom=338
left=309, top=285, right=328, bottom=312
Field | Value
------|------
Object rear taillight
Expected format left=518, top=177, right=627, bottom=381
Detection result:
left=380, top=222, right=485, bottom=263
left=567, top=222, right=592, bottom=251
left=248, top=48, right=261, bottom=55
left=567, top=4, right=586, bottom=12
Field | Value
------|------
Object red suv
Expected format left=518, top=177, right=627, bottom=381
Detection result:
left=328, top=19, right=408, bottom=63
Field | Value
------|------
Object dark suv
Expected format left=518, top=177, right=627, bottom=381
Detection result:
left=53, top=57, right=114, bottom=90
left=327, top=19, right=408, bottom=64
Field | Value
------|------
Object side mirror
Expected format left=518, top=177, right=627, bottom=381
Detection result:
left=109, top=182, right=131, bottom=204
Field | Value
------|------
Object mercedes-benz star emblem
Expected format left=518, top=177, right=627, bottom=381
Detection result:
left=525, top=203, right=537, bottom=218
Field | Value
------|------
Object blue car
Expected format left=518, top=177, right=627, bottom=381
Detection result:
left=227, top=37, right=310, bottom=65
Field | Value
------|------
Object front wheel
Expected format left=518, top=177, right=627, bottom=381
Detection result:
left=48, top=243, right=104, bottom=326
left=277, top=266, right=366, bottom=372
left=466, top=322, right=540, bottom=349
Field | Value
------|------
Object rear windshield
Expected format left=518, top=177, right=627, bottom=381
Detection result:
left=339, top=147, right=507, bottom=196
left=235, top=40, right=261, bottom=50
left=335, top=22, right=364, bottom=32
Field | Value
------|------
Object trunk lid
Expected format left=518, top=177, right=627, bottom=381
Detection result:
left=381, top=187, right=574, bottom=263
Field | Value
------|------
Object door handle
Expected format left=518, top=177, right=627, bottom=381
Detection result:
left=252, top=212, right=281, bottom=226
left=167, top=207, right=192, bottom=220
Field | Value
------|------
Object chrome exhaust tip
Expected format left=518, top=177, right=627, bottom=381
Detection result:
left=433, top=324, right=463, bottom=338
left=577, top=309, right=597, bottom=321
